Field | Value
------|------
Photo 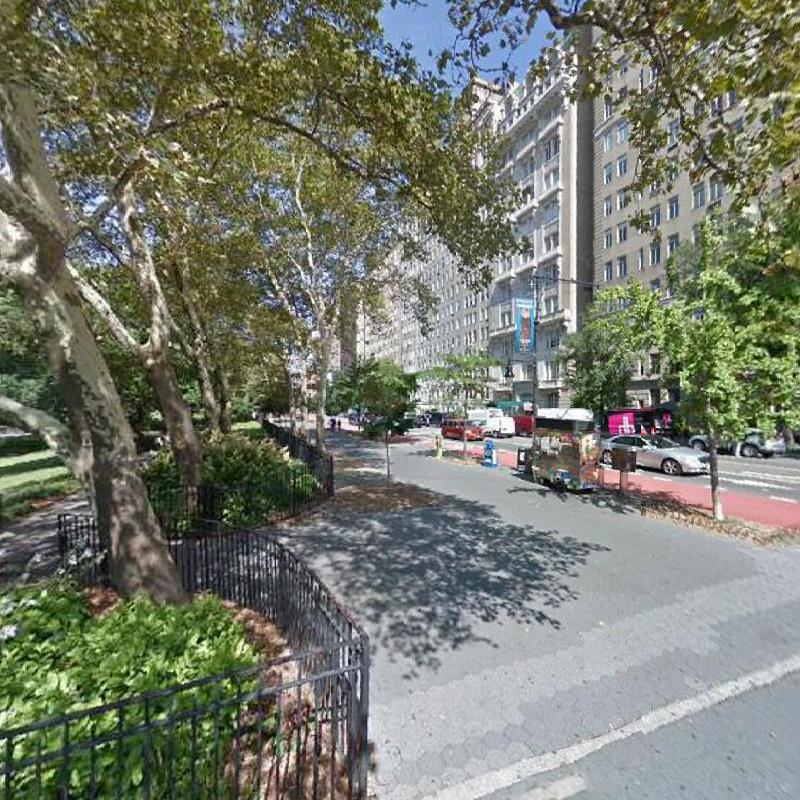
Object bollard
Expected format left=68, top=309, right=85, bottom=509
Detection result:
left=435, top=435, right=443, bottom=460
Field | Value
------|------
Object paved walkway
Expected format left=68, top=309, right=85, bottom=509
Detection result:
left=279, top=432, right=800, bottom=800
left=0, top=495, right=88, bottom=586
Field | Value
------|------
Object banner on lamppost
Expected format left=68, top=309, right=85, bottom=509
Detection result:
left=514, top=298, right=535, bottom=354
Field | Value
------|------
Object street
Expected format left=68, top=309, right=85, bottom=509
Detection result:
left=281, top=432, right=800, bottom=800
left=409, top=428, right=800, bottom=504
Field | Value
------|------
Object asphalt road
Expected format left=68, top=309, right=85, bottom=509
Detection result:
left=282, top=432, right=800, bottom=800
left=414, top=428, right=800, bottom=505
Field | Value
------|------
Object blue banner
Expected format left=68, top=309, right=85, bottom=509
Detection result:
left=514, top=298, right=535, bottom=354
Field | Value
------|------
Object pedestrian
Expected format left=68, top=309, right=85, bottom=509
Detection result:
left=337, top=418, right=342, bottom=430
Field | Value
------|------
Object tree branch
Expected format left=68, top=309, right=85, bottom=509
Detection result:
left=0, top=395, right=71, bottom=459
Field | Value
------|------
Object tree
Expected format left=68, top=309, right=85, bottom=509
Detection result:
left=559, top=283, right=661, bottom=417
left=424, top=353, right=500, bottom=456
left=445, top=0, right=800, bottom=208
left=619, top=204, right=800, bottom=520
left=1, top=0, right=518, bottom=601
left=357, top=359, right=417, bottom=481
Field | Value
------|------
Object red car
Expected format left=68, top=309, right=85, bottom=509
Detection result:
left=441, top=419, right=484, bottom=441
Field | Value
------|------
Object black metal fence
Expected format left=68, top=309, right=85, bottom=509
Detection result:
left=262, top=421, right=334, bottom=498
left=1, top=517, right=370, bottom=799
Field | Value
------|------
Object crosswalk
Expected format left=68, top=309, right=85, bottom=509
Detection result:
left=717, top=469, right=800, bottom=499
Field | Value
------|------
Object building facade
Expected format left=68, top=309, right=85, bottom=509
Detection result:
left=593, top=53, right=739, bottom=406
left=360, top=37, right=594, bottom=411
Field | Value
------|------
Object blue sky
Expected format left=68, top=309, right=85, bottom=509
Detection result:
left=379, top=1, right=553, bottom=87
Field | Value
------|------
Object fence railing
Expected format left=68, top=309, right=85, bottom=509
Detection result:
left=1, top=516, right=370, bottom=799
left=262, top=421, right=334, bottom=498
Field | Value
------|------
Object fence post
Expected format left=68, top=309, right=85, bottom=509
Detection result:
left=357, top=634, right=371, bottom=799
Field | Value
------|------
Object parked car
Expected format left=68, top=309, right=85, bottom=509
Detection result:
left=687, top=429, right=786, bottom=458
left=441, top=419, right=484, bottom=441
left=416, top=413, right=431, bottom=427
left=600, top=434, right=710, bottom=475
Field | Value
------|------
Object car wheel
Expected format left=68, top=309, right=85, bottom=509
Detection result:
left=601, top=450, right=612, bottom=465
left=661, top=458, right=683, bottom=476
left=691, top=440, right=707, bottom=452
left=740, top=443, right=759, bottom=458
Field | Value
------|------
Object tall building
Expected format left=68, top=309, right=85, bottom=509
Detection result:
left=361, top=35, right=595, bottom=411
left=485, top=33, right=594, bottom=410
left=593, top=54, right=739, bottom=406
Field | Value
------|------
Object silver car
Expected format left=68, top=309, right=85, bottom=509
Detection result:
left=600, top=434, right=710, bottom=476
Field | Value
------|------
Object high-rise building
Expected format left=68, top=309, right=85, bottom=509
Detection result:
left=361, top=35, right=595, bottom=411
left=593, top=52, right=739, bottom=406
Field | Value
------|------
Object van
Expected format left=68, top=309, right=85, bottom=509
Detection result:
left=441, top=419, right=484, bottom=441
left=467, top=409, right=515, bottom=438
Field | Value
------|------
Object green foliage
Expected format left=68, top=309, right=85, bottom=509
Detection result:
left=357, top=359, right=418, bottom=433
left=0, top=583, right=258, bottom=796
left=560, top=283, right=661, bottom=416
left=0, top=435, right=48, bottom=458
left=144, top=433, right=317, bottom=527
left=423, top=352, right=501, bottom=416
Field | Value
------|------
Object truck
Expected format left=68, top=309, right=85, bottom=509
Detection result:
left=467, top=408, right=515, bottom=438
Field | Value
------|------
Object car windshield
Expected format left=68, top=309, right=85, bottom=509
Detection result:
left=648, top=436, right=677, bottom=449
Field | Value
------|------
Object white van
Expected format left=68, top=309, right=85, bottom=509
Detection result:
left=467, top=408, right=515, bottom=438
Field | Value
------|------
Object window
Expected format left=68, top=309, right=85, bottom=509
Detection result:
left=711, top=95, right=723, bottom=115
left=668, top=196, right=680, bottom=220
left=710, top=179, right=724, bottom=202
left=650, top=354, right=661, bottom=375
left=544, top=231, right=559, bottom=252
left=604, top=228, right=613, bottom=249
left=733, top=116, right=745, bottom=134
left=617, top=255, right=628, bottom=277
left=603, top=163, right=613, bottom=184
left=617, top=155, right=627, bottom=177
left=617, top=222, right=628, bottom=243
left=617, top=121, right=629, bottom=144
left=618, top=57, right=629, bottom=76
left=603, top=130, right=612, bottom=152
left=650, top=278, right=661, bottom=294
left=604, top=261, right=613, bottom=281
left=650, top=205, right=661, bottom=229
left=547, top=332, right=561, bottom=349
left=667, top=233, right=680, bottom=256
left=603, top=196, right=613, bottom=217
left=604, top=95, right=613, bottom=120
left=638, top=247, right=645, bottom=271
left=692, top=224, right=701, bottom=245
left=649, top=63, right=661, bottom=83
left=617, top=189, right=629, bottom=210
left=545, top=361, right=560, bottom=381
left=668, top=119, right=680, bottom=147
left=650, top=241, right=661, bottom=265
left=692, top=182, right=706, bottom=209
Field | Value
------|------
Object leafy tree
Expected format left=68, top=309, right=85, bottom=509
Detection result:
left=357, top=359, right=417, bottom=480
left=445, top=0, right=800, bottom=208
left=619, top=204, right=800, bottom=520
left=559, top=283, right=661, bottom=418
left=424, top=353, right=500, bottom=456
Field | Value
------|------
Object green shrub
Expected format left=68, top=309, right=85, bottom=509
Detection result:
left=0, top=434, right=48, bottom=457
left=144, top=433, right=319, bottom=528
left=0, top=583, right=258, bottom=797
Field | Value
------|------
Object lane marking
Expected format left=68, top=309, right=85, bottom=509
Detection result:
left=422, top=653, right=800, bottom=800
left=769, top=495, right=798, bottom=504
left=717, top=476, right=800, bottom=492
left=521, top=775, right=587, bottom=800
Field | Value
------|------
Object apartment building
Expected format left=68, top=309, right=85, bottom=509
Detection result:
left=485, top=34, right=594, bottom=410
left=360, top=37, right=594, bottom=411
left=593, top=55, right=739, bottom=406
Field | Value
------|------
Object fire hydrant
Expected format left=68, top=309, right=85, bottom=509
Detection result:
left=435, top=435, right=443, bottom=460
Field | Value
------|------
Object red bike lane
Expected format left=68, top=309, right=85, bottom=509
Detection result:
left=435, top=438, right=799, bottom=532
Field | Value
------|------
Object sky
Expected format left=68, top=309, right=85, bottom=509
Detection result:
left=379, top=0, right=554, bottom=89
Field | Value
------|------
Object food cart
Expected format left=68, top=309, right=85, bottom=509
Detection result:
left=519, top=408, right=599, bottom=491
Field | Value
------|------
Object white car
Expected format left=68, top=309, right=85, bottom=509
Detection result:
left=601, top=435, right=710, bottom=476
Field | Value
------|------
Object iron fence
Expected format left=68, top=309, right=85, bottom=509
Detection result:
left=261, top=422, right=334, bottom=498
left=2, top=517, right=369, bottom=799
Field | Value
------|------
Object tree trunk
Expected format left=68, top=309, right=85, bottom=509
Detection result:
left=215, top=364, right=232, bottom=433
left=0, top=81, right=185, bottom=603
left=314, top=333, right=332, bottom=452
left=148, top=355, right=202, bottom=490
left=385, top=429, right=391, bottom=482
left=708, top=434, right=724, bottom=521
left=462, top=393, right=468, bottom=457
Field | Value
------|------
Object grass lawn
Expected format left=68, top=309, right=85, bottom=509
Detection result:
left=0, top=448, right=78, bottom=520
left=231, top=420, right=261, bottom=432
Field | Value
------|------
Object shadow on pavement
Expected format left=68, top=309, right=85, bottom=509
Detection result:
left=282, top=481, right=610, bottom=679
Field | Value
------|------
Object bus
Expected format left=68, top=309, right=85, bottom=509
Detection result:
left=524, top=408, right=600, bottom=491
